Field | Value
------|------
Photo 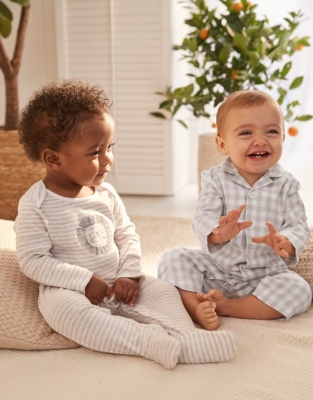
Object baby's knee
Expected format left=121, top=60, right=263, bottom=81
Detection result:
left=291, top=277, right=312, bottom=317
left=157, top=247, right=187, bottom=278
left=299, top=279, right=312, bottom=310
left=158, top=247, right=186, bottom=263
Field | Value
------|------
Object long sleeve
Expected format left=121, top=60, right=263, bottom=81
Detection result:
left=278, top=178, right=310, bottom=266
left=191, top=159, right=310, bottom=273
left=110, top=188, right=142, bottom=279
left=14, top=197, right=93, bottom=293
left=192, top=168, right=225, bottom=251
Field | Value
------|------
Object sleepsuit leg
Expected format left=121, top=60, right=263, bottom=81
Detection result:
left=38, top=285, right=181, bottom=369
left=114, top=276, right=237, bottom=363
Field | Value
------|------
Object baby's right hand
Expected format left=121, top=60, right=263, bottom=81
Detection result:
left=208, top=204, right=253, bottom=244
left=85, top=274, right=112, bottom=305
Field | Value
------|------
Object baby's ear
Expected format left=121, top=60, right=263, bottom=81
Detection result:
left=215, top=135, right=228, bottom=155
left=41, top=149, right=62, bottom=170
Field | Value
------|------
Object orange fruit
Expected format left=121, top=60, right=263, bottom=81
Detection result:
left=232, top=2, right=244, bottom=12
left=199, top=28, right=209, bottom=40
left=296, top=44, right=303, bottom=51
left=231, top=70, right=239, bottom=79
left=288, top=126, right=299, bottom=136
left=211, top=122, right=217, bottom=128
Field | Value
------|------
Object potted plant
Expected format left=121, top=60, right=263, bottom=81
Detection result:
left=151, top=0, right=312, bottom=187
left=0, top=0, right=44, bottom=221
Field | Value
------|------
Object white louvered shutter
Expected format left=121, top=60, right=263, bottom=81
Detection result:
left=54, top=0, right=188, bottom=194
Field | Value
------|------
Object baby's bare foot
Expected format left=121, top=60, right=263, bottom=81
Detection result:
left=207, top=289, right=229, bottom=316
left=195, top=301, right=221, bottom=331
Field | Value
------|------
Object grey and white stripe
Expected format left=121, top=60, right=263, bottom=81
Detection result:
left=15, top=181, right=237, bottom=368
left=38, top=276, right=237, bottom=367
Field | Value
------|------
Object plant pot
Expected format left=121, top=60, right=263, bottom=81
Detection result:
left=0, top=130, right=46, bottom=221
left=198, top=132, right=226, bottom=192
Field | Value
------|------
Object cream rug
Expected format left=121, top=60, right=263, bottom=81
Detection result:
left=131, top=215, right=199, bottom=277
left=1, top=215, right=313, bottom=400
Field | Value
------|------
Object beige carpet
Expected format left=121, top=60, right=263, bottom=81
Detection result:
left=1, top=215, right=313, bottom=400
left=131, top=215, right=199, bottom=277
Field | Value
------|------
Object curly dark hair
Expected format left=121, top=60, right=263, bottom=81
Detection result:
left=19, top=79, right=111, bottom=161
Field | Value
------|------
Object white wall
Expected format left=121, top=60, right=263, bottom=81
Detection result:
left=0, top=0, right=58, bottom=125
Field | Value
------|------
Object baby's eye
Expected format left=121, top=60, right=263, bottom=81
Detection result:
left=267, top=129, right=279, bottom=134
left=239, top=131, right=251, bottom=136
left=108, top=142, right=116, bottom=150
left=90, top=150, right=100, bottom=156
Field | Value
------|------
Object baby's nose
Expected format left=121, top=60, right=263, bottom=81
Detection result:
left=253, top=135, right=267, bottom=145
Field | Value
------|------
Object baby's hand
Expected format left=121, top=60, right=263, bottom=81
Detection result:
left=85, top=274, right=112, bottom=305
left=113, top=277, right=140, bottom=306
left=251, top=221, right=295, bottom=258
left=208, top=204, right=252, bottom=244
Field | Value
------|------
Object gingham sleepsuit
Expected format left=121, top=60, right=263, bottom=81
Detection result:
left=14, top=181, right=237, bottom=368
left=158, top=158, right=312, bottom=319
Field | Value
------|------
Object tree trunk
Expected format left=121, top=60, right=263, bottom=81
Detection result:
left=0, top=2, right=30, bottom=130
left=5, top=74, right=19, bottom=130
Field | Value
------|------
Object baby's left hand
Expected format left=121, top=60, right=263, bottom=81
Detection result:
left=112, top=277, right=140, bottom=306
left=251, top=221, right=295, bottom=258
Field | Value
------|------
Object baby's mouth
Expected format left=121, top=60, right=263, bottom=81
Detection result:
left=248, top=151, right=269, bottom=159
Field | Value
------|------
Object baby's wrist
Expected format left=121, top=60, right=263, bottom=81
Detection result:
left=207, top=232, right=227, bottom=244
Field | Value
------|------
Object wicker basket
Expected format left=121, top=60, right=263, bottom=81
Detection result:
left=0, top=130, right=46, bottom=221
left=198, top=133, right=226, bottom=192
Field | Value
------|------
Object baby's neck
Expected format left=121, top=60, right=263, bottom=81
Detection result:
left=43, top=178, right=95, bottom=198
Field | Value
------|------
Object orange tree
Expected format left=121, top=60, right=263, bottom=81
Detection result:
left=151, top=0, right=312, bottom=128
left=0, top=0, right=30, bottom=130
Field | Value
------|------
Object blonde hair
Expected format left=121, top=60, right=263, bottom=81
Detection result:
left=216, top=90, right=281, bottom=136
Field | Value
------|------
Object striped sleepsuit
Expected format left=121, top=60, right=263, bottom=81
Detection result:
left=158, top=158, right=312, bottom=320
left=14, top=181, right=237, bottom=368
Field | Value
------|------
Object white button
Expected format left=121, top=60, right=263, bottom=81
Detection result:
left=249, top=193, right=255, bottom=198
left=249, top=253, right=253, bottom=259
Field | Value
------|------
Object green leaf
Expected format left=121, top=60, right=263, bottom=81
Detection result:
left=278, top=30, right=292, bottom=49
left=159, top=100, right=173, bottom=111
left=284, top=109, right=294, bottom=122
left=254, top=77, right=264, bottom=84
left=286, top=101, right=300, bottom=112
left=289, top=76, right=303, bottom=90
left=233, top=33, right=249, bottom=54
left=196, top=76, right=207, bottom=88
left=218, top=44, right=232, bottom=64
left=248, top=51, right=261, bottom=69
left=0, top=1, right=13, bottom=21
left=173, top=87, right=187, bottom=99
left=278, top=87, right=287, bottom=96
left=295, top=115, right=313, bottom=121
left=150, top=112, right=166, bottom=119
left=0, top=13, right=11, bottom=38
left=277, top=87, right=287, bottom=105
left=246, top=25, right=262, bottom=37
left=297, top=37, right=310, bottom=46
left=281, top=62, right=291, bottom=78
left=183, top=83, right=194, bottom=97
left=272, top=69, right=280, bottom=78
left=11, top=0, right=29, bottom=6
left=177, top=119, right=188, bottom=129
left=189, top=38, right=198, bottom=52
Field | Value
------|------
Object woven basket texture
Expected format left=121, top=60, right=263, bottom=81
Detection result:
left=0, top=130, right=46, bottom=221
left=198, top=133, right=226, bottom=191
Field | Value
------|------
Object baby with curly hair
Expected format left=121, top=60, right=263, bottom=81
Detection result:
left=14, top=79, right=237, bottom=368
